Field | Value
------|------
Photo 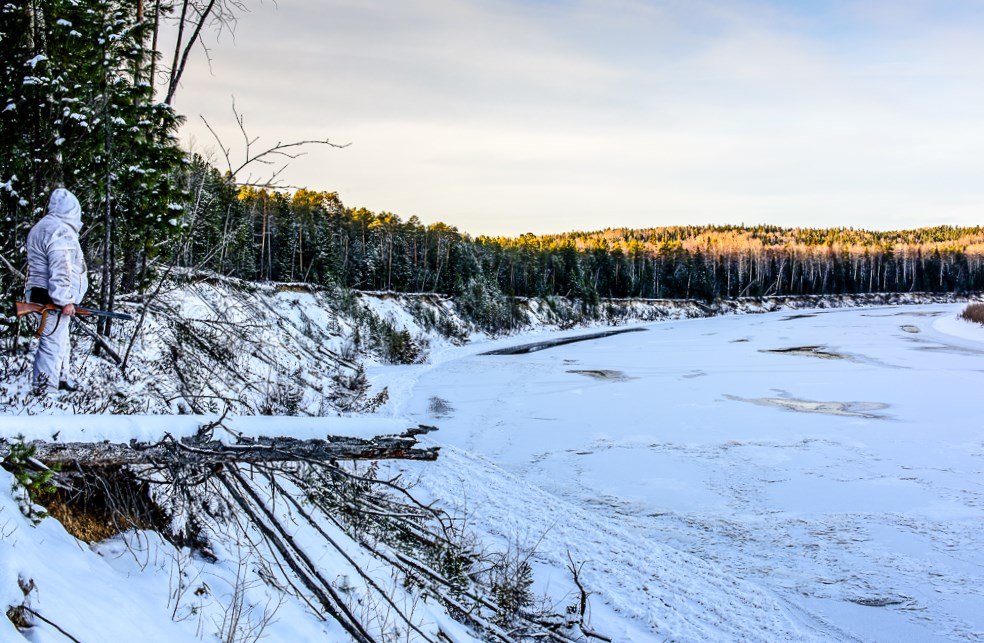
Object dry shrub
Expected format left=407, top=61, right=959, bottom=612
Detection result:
left=44, top=494, right=123, bottom=542
left=960, top=303, right=984, bottom=326
left=42, top=469, right=167, bottom=543
left=6, top=605, right=30, bottom=630
left=5, top=577, right=35, bottom=631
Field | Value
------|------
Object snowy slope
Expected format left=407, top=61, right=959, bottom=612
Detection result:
left=0, top=468, right=345, bottom=642
left=0, top=465, right=476, bottom=643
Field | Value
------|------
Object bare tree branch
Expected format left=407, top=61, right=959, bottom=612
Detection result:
left=565, top=551, right=612, bottom=643
left=73, top=319, right=123, bottom=365
left=165, top=0, right=218, bottom=105
left=0, top=252, right=26, bottom=281
left=200, top=99, right=350, bottom=190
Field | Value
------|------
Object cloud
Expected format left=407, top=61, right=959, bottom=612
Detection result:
left=174, top=0, right=984, bottom=235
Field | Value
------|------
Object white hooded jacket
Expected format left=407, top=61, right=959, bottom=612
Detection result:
left=25, top=188, right=89, bottom=306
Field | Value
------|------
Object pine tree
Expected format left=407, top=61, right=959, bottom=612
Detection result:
left=0, top=0, right=185, bottom=312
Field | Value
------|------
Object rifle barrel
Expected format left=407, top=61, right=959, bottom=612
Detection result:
left=80, top=307, right=134, bottom=321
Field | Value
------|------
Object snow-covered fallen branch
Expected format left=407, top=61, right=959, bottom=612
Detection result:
left=0, top=424, right=439, bottom=468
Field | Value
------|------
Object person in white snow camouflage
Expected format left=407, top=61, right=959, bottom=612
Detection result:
left=24, top=188, right=89, bottom=391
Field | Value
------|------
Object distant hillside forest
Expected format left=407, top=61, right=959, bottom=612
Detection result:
left=11, top=156, right=984, bottom=306
left=176, top=159, right=984, bottom=303
left=5, top=152, right=984, bottom=311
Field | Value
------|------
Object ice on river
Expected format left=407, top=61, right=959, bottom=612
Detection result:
left=376, top=304, right=984, bottom=642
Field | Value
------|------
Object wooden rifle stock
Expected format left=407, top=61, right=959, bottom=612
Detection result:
left=15, top=301, right=134, bottom=337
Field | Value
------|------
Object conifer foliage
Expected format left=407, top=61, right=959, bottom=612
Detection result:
left=0, top=0, right=185, bottom=316
left=182, top=182, right=984, bottom=307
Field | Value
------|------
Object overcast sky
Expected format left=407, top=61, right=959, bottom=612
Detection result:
left=173, top=0, right=984, bottom=236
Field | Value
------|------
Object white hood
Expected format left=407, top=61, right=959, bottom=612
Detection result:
left=26, top=187, right=89, bottom=305
left=46, top=188, right=83, bottom=232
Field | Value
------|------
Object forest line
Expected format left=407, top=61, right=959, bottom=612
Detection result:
left=180, top=173, right=984, bottom=307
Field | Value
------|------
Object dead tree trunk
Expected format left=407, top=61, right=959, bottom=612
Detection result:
left=2, top=425, right=439, bottom=468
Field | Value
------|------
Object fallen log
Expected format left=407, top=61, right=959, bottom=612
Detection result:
left=1, top=424, right=439, bottom=468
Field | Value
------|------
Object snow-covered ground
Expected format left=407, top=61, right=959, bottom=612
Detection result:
left=3, top=286, right=982, bottom=642
left=373, top=304, right=984, bottom=642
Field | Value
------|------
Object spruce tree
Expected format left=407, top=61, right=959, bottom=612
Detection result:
left=0, top=0, right=185, bottom=315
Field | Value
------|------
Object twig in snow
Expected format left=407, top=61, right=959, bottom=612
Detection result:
left=20, top=606, right=84, bottom=643
left=565, top=551, right=612, bottom=642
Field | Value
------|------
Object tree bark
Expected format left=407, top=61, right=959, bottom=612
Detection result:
left=4, top=425, right=439, bottom=468
left=165, top=0, right=218, bottom=105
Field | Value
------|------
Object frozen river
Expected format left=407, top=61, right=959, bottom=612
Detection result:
left=382, top=303, right=984, bottom=641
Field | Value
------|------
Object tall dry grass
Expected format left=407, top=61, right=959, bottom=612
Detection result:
left=960, top=303, right=984, bottom=325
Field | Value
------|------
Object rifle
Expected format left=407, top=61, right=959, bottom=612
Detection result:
left=15, top=301, right=134, bottom=338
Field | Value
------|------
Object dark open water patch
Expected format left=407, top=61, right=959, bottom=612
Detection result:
left=761, top=345, right=846, bottom=360
left=427, top=396, right=454, bottom=418
left=568, top=369, right=634, bottom=381
left=482, top=327, right=647, bottom=355
left=848, top=596, right=910, bottom=608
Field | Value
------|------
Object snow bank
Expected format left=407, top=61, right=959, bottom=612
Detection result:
left=933, top=313, right=984, bottom=344
left=0, top=466, right=380, bottom=642
left=0, top=469, right=201, bottom=642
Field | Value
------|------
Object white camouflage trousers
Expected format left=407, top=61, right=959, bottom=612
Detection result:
left=33, top=313, right=72, bottom=389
